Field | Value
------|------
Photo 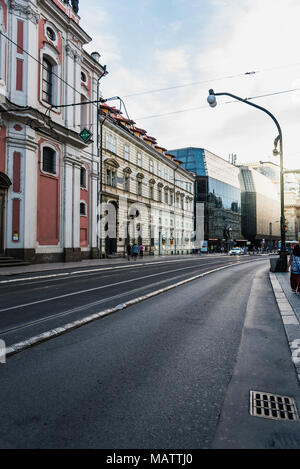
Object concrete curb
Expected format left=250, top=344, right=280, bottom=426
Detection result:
left=6, top=261, right=244, bottom=359
left=269, top=273, right=300, bottom=383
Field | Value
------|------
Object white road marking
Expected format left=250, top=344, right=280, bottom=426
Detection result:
left=0, top=262, right=226, bottom=313
left=5, top=260, right=252, bottom=358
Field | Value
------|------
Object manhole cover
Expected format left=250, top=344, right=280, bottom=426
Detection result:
left=250, top=391, right=299, bottom=421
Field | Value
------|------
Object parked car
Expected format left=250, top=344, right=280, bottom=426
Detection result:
left=229, top=247, right=243, bottom=255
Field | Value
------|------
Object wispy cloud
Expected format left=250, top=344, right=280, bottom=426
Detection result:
left=79, top=0, right=300, bottom=169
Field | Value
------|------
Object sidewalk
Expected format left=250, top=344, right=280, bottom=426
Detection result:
left=270, top=271, right=300, bottom=384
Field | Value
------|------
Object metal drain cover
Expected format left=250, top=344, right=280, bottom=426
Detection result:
left=250, top=391, right=299, bottom=421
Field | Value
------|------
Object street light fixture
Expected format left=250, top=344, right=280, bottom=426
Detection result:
left=207, top=88, right=287, bottom=269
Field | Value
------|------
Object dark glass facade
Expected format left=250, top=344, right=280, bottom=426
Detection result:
left=170, top=147, right=242, bottom=250
left=239, top=167, right=280, bottom=246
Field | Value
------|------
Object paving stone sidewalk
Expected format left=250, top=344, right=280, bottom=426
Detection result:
left=270, top=272, right=300, bottom=383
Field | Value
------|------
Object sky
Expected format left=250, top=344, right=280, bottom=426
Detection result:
left=80, top=0, right=300, bottom=170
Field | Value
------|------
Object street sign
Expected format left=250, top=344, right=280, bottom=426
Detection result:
left=79, top=128, right=92, bottom=143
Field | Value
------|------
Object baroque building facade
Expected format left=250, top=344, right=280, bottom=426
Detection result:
left=99, top=102, right=195, bottom=257
left=0, top=0, right=106, bottom=262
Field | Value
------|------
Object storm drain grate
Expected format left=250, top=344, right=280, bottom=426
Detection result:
left=250, top=391, right=299, bottom=421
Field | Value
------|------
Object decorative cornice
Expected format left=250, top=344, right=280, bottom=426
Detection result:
left=9, top=0, right=40, bottom=24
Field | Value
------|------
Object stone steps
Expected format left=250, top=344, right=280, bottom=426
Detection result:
left=0, top=256, right=30, bottom=268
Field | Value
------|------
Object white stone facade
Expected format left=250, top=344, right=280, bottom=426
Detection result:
left=99, top=105, right=195, bottom=257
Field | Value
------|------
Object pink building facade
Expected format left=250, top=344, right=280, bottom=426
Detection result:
left=0, top=0, right=106, bottom=262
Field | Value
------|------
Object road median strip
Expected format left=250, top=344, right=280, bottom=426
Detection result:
left=5, top=259, right=261, bottom=359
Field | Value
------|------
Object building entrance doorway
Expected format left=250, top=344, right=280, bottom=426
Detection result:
left=104, top=200, right=118, bottom=256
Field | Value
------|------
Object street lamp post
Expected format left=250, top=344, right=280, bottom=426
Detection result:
left=207, top=89, right=287, bottom=269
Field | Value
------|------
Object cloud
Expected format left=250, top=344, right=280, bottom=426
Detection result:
left=79, top=0, right=300, bottom=169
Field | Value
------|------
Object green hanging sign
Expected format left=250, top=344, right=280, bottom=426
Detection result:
left=79, top=128, right=92, bottom=143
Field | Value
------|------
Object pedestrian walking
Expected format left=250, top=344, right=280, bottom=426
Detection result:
left=287, top=244, right=300, bottom=294
left=132, top=243, right=139, bottom=261
left=126, top=243, right=131, bottom=261
left=139, top=243, right=144, bottom=258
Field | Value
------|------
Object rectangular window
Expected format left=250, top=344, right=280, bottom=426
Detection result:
left=106, top=169, right=111, bottom=185
left=137, top=152, right=142, bottom=167
left=80, top=167, right=87, bottom=188
left=111, top=172, right=116, bottom=187
left=80, top=202, right=87, bottom=216
left=106, top=134, right=117, bottom=154
left=164, top=191, right=168, bottom=204
left=150, top=160, right=154, bottom=173
left=158, top=164, right=161, bottom=177
left=124, top=144, right=130, bottom=161
left=137, top=180, right=142, bottom=196
left=42, top=147, right=56, bottom=175
left=42, top=59, right=53, bottom=104
left=149, top=186, right=153, bottom=199
left=158, top=190, right=162, bottom=202
left=124, top=176, right=129, bottom=192
left=164, top=168, right=168, bottom=181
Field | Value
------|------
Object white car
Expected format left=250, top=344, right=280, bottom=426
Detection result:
left=229, top=247, right=243, bottom=255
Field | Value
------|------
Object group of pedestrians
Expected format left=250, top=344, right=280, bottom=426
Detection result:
left=126, top=243, right=144, bottom=261
left=288, top=243, right=300, bottom=295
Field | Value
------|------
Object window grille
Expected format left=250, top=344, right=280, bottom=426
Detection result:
left=42, top=58, right=53, bottom=105
left=42, top=147, right=56, bottom=174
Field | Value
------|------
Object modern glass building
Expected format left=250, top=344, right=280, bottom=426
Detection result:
left=239, top=166, right=280, bottom=247
left=170, top=148, right=242, bottom=251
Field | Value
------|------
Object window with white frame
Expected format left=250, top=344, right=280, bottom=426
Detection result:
left=164, top=168, right=168, bottom=181
left=106, top=134, right=117, bottom=154
left=124, top=144, right=130, bottom=161
left=42, top=57, right=54, bottom=105
left=42, top=146, right=57, bottom=175
left=149, top=160, right=154, bottom=173
left=137, top=152, right=142, bottom=167
left=158, top=164, right=161, bottom=178
left=80, top=201, right=87, bottom=216
left=106, top=168, right=116, bottom=187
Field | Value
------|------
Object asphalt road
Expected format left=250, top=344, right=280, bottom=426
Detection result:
left=0, top=255, right=265, bottom=346
left=1, top=255, right=300, bottom=449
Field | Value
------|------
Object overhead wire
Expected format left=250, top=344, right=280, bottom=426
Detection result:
left=2, top=30, right=300, bottom=127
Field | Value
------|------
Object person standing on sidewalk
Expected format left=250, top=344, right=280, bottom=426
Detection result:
left=287, top=244, right=300, bottom=294
left=139, top=244, right=144, bottom=258
left=132, top=243, right=139, bottom=261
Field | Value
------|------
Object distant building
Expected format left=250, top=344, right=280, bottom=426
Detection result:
left=99, top=104, right=195, bottom=257
left=169, top=148, right=242, bottom=252
left=247, top=161, right=300, bottom=242
left=238, top=166, right=280, bottom=248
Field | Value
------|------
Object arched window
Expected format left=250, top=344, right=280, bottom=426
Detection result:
left=42, top=57, right=53, bottom=105
left=42, top=147, right=56, bottom=175
left=80, top=201, right=87, bottom=216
